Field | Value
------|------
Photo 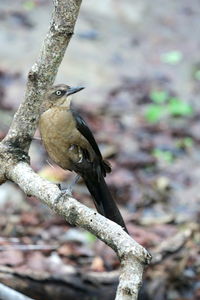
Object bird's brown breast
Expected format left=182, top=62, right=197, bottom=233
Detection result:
left=39, top=107, right=92, bottom=170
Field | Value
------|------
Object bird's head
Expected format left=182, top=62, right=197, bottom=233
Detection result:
left=43, top=84, right=84, bottom=110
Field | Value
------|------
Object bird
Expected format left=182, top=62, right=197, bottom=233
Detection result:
left=39, top=84, right=128, bottom=233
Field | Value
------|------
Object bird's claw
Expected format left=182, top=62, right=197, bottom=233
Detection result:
left=54, top=175, right=80, bottom=206
left=54, top=188, right=72, bottom=206
left=61, top=188, right=73, bottom=196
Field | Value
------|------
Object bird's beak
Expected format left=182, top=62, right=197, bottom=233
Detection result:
left=66, top=86, right=85, bottom=96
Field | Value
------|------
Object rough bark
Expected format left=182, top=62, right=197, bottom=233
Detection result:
left=0, top=0, right=151, bottom=299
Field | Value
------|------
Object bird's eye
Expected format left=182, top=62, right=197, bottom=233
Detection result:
left=55, top=90, right=62, bottom=96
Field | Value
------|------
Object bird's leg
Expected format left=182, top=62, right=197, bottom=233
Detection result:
left=60, top=174, right=81, bottom=196
left=54, top=145, right=82, bottom=204
left=54, top=174, right=81, bottom=205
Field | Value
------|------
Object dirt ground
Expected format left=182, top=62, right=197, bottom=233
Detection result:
left=0, top=0, right=200, bottom=299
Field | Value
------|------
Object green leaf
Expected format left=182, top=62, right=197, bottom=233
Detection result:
left=150, top=90, right=168, bottom=103
left=167, top=98, right=193, bottom=116
left=176, top=137, right=194, bottom=149
left=194, top=70, right=200, bottom=80
left=23, top=0, right=35, bottom=10
left=145, top=104, right=165, bottom=123
left=161, top=50, right=183, bottom=65
left=153, top=149, right=174, bottom=163
left=84, top=232, right=97, bottom=244
left=183, top=137, right=193, bottom=147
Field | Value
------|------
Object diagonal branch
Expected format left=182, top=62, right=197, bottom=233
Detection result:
left=7, top=162, right=151, bottom=300
left=3, top=0, right=82, bottom=152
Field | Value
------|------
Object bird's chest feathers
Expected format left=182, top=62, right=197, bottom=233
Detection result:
left=39, top=107, right=94, bottom=169
left=39, top=107, right=80, bottom=168
left=40, top=107, right=75, bottom=141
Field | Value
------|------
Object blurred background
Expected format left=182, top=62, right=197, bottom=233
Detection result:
left=0, top=0, right=200, bottom=299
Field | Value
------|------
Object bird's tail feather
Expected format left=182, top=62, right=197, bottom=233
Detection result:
left=84, top=175, right=128, bottom=233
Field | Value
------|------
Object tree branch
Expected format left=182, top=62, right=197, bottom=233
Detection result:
left=0, top=0, right=151, bottom=299
left=3, top=0, right=82, bottom=151
left=7, top=162, right=151, bottom=300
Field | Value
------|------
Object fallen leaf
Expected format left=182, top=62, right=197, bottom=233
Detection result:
left=90, top=256, right=105, bottom=272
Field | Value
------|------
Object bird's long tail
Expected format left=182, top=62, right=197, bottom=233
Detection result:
left=84, top=175, right=128, bottom=233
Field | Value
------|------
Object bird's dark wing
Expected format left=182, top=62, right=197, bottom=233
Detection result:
left=71, top=110, right=102, bottom=159
left=70, top=113, right=127, bottom=232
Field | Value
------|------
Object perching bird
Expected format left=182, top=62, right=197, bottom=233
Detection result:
left=39, top=84, right=128, bottom=233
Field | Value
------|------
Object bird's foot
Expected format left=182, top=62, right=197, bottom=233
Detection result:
left=60, top=187, right=73, bottom=197
left=54, top=188, right=72, bottom=207
left=54, top=175, right=80, bottom=205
